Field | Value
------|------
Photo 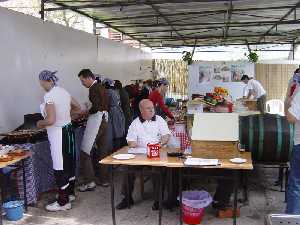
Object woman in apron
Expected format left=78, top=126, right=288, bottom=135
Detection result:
left=37, top=70, right=81, bottom=212
left=148, top=78, right=174, bottom=120
left=103, top=78, right=126, bottom=151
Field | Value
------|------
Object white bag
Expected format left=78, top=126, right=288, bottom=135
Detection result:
left=167, top=135, right=181, bottom=149
left=81, top=111, right=107, bottom=155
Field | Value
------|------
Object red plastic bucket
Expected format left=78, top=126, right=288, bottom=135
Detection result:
left=182, top=204, right=204, bottom=225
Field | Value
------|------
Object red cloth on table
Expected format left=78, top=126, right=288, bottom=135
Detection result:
left=169, top=123, right=191, bottom=151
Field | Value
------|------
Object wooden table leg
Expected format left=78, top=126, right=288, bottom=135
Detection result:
left=0, top=171, right=3, bottom=225
left=22, top=160, right=28, bottom=211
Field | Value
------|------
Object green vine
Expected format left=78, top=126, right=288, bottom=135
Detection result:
left=182, top=39, right=197, bottom=65
left=246, top=51, right=259, bottom=63
left=245, top=40, right=259, bottom=63
left=182, top=51, right=193, bottom=65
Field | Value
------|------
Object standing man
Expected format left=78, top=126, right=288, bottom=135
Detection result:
left=241, top=75, right=266, bottom=113
left=285, top=74, right=300, bottom=214
left=77, top=69, right=110, bottom=191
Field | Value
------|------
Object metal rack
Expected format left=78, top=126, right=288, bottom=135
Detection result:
left=266, top=214, right=300, bottom=225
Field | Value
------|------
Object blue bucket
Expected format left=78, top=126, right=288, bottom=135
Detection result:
left=3, top=201, right=24, bottom=221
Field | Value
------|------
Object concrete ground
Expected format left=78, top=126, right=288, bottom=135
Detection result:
left=4, top=166, right=286, bottom=225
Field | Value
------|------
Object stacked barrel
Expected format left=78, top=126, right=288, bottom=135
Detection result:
left=239, top=114, right=294, bottom=163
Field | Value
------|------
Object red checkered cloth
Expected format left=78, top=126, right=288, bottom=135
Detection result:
left=169, top=123, right=191, bottom=151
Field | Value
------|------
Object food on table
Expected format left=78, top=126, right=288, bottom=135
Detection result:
left=0, top=129, right=45, bottom=139
left=0, top=154, right=13, bottom=162
left=0, top=145, right=14, bottom=155
left=8, top=149, right=26, bottom=156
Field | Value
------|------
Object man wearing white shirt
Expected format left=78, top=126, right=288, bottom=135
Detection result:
left=116, top=99, right=171, bottom=210
left=285, top=90, right=300, bottom=214
left=241, top=75, right=266, bottom=112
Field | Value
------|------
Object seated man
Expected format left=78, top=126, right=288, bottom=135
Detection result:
left=116, top=99, right=171, bottom=210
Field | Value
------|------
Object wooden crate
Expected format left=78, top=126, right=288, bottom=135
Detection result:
left=243, top=100, right=257, bottom=111
left=192, top=140, right=239, bottom=158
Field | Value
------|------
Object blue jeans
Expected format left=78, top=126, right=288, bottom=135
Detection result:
left=286, top=144, right=300, bottom=214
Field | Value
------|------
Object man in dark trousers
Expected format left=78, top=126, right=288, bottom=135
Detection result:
left=77, top=69, right=110, bottom=191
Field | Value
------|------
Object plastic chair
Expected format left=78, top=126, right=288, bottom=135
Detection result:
left=266, top=99, right=284, bottom=116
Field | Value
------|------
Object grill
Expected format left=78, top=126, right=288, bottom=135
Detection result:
left=0, top=113, right=47, bottom=144
left=0, top=113, right=87, bottom=145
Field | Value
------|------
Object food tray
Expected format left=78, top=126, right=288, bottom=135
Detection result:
left=8, top=149, right=27, bottom=157
left=0, top=155, right=14, bottom=162
left=0, top=129, right=45, bottom=139
left=265, top=214, right=300, bottom=225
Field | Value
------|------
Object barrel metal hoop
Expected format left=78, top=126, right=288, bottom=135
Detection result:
left=276, top=115, right=283, bottom=161
left=258, top=115, right=264, bottom=160
left=249, top=116, right=255, bottom=159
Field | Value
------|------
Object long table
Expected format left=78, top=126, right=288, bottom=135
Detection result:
left=100, top=147, right=253, bottom=225
left=0, top=151, right=31, bottom=225
left=12, top=126, right=84, bottom=205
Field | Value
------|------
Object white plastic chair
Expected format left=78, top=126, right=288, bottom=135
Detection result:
left=266, top=99, right=284, bottom=116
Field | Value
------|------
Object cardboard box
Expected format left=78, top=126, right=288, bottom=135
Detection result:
left=192, top=140, right=239, bottom=158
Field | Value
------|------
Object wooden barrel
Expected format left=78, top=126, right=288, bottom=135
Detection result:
left=239, top=114, right=294, bottom=163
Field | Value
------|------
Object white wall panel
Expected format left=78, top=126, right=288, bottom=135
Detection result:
left=0, top=7, right=151, bottom=133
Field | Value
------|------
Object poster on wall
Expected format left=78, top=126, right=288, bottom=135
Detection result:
left=189, top=61, right=255, bottom=100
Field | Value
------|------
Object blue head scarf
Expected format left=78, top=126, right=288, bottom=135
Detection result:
left=38, top=70, right=59, bottom=85
left=102, top=78, right=115, bottom=87
left=293, top=73, right=300, bottom=84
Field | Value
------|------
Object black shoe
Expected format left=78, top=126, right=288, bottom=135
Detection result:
left=212, top=201, right=231, bottom=210
left=163, top=200, right=179, bottom=210
left=152, top=201, right=159, bottom=211
left=116, top=197, right=134, bottom=210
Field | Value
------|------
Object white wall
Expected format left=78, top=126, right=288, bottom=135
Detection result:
left=0, top=7, right=152, bottom=133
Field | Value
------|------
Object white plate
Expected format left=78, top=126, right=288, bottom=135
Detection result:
left=230, top=158, right=247, bottom=164
left=0, top=145, right=14, bottom=156
left=113, top=154, right=136, bottom=160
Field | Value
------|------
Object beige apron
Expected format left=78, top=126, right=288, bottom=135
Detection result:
left=81, top=111, right=108, bottom=155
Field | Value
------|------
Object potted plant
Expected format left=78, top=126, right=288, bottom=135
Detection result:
left=245, top=41, right=259, bottom=63
left=246, top=51, right=259, bottom=63
left=182, top=51, right=193, bottom=65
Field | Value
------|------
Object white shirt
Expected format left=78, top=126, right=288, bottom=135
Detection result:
left=44, top=86, right=71, bottom=127
left=243, top=85, right=250, bottom=98
left=247, top=79, right=266, bottom=99
left=288, top=91, right=300, bottom=145
left=126, top=115, right=171, bottom=148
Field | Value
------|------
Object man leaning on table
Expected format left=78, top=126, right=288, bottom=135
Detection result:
left=241, top=75, right=266, bottom=113
left=116, top=99, right=171, bottom=210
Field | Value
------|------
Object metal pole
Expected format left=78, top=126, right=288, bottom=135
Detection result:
left=159, top=168, right=163, bottom=225
left=110, top=166, right=116, bottom=225
left=93, top=20, right=97, bottom=35
left=40, top=0, right=45, bottom=21
left=293, top=41, right=295, bottom=60
left=179, top=169, right=183, bottom=225
left=233, top=171, right=239, bottom=225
